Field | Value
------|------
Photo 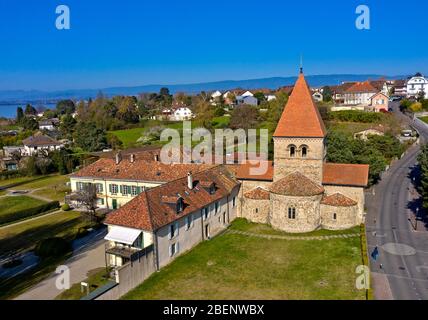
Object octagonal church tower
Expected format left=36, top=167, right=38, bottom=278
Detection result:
left=272, top=70, right=327, bottom=184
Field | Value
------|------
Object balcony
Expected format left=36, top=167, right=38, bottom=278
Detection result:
left=105, top=242, right=141, bottom=260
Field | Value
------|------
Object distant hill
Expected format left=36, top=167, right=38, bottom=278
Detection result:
left=0, top=74, right=407, bottom=103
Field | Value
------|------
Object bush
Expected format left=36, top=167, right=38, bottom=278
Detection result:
left=0, top=169, right=26, bottom=181
left=34, top=237, right=72, bottom=258
left=61, top=203, right=71, bottom=211
left=0, top=201, right=60, bottom=226
left=328, top=110, right=382, bottom=123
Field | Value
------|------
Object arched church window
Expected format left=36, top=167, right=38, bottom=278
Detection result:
left=289, top=145, right=296, bottom=158
left=288, top=207, right=296, bottom=219
left=300, top=145, right=308, bottom=158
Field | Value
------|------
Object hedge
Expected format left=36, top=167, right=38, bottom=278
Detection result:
left=0, top=169, right=26, bottom=181
left=328, top=110, right=383, bottom=123
left=0, top=200, right=60, bottom=226
left=360, top=224, right=374, bottom=300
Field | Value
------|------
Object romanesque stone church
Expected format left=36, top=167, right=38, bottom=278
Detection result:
left=234, top=71, right=369, bottom=233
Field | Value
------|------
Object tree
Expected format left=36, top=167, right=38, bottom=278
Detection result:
left=16, top=107, right=24, bottom=123
left=73, top=122, right=108, bottom=152
left=322, top=86, right=333, bottom=102
left=160, top=87, right=170, bottom=97
left=59, top=114, right=77, bottom=140
left=76, top=183, right=98, bottom=220
left=418, top=145, right=428, bottom=208
left=22, top=117, right=38, bottom=131
left=193, top=100, right=215, bottom=129
left=24, top=104, right=37, bottom=116
left=253, top=92, right=266, bottom=105
left=230, top=105, right=259, bottom=132
left=56, top=99, right=76, bottom=115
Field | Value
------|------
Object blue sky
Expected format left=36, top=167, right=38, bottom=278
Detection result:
left=0, top=0, right=427, bottom=91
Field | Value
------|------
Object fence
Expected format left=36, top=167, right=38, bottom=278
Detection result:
left=93, top=245, right=156, bottom=300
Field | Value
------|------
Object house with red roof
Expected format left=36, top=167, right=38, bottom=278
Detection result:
left=343, top=81, right=378, bottom=106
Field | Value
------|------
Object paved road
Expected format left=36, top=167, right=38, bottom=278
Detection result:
left=366, top=102, right=428, bottom=300
left=14, top=227, right=107, bottom=300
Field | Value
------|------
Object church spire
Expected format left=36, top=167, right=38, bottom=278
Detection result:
left=273, top=71, right=326, bottom=138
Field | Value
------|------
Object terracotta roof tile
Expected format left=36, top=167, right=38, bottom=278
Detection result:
left=244, top=187, right=270, bottom=200
left=71, top=157, right=214, bottom=182
left=273, top=73, right=327, bottom=138
left=270, top=172, right=324, bottom=196
left=322, top=163, right=369, bottom=187
left=226, top=161, right=273, bottom=181
left=104, top=166, right=240, bottom=231
left=321, top=193, right=357, bottom=207
left=345, top=81, right=378, bottom=93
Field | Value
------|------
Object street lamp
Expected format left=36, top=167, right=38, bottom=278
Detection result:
left=415, top=208, right=419, bottom=231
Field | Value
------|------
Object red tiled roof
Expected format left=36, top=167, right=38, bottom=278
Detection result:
left=273, top=73, right=327, bottom=138
left=104, top=166, right=240, bottom=231
left=270, top=172, right=324, bottom=196
left=244, top=187, right=270, bottom=200
left=226, top=161, right=274, bottom=181
left=71, top=157, right=214, bottom=182
left=322, top=163, right=369, bottom=187
left=345, top=81, right=378, bottom=93
left=321, top=193, right=358, bottom=207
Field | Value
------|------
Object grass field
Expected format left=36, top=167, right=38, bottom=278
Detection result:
left=0, top=211, right=90, bottom=256
left=0, top=174, right=70, bottom=202
left=123, top=219, right=365, bottom=300
left=0, top=196, right=47, bottom=219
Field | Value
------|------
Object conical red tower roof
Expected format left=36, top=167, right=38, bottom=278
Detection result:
left=273, top=72, right=326, bottom=138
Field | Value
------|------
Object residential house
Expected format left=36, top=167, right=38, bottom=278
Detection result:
left=407, top=74, right=428, bottom=98
left=103, top=166, right=240, bottom=268
left=22, top=133, right=63, bottom=156
left=312, top=91, right=323, bottom=102
left=343, top=81, right=378, bottom=105
left=331, top=82, right=355, bottom=104
left=38, top=118, right=60, bottom=131
left=68, top=154, right=215, bottom=210
left=370, top=92, right=389, bottom=112
left=236, top=95, right=258, bottom=106
left=172, top=107, right=193, bottom=121
left=392, top=79, right=407, bottom=96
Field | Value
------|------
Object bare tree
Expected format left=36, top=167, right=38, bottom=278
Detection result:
left=76, top=184, right=98, bottom=221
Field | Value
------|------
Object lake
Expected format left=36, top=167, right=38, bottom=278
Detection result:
left=0, top=103, right=57, bottom=119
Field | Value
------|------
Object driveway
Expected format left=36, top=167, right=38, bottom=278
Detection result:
left=14, top=227, right=107, bottom=300
left=366, top=102, right=428, bottom=300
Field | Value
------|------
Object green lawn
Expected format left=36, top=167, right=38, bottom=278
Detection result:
left=0, top=195, right=47, bottom=219
left=419, top=116, right=428, bottom=124
left=123, top=219, right=366, bottom=300
left=0, top=174, right=71, bottom=202
left=0, top=211, right=91, bottom=256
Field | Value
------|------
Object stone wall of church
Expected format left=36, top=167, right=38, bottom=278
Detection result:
left=237, top=180, right=272, bottom=218
left=320, top=204, right=359, bottom=230
left=270, top=193, right=323, bottom=233
left=273, top=137, right=325, bottom=184
left=323, top=185, right=365, bottom=223
left=241, top=198, right=270, bottom=224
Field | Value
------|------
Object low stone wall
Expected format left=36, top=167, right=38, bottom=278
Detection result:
left=95, top=245, right=156, bottom=300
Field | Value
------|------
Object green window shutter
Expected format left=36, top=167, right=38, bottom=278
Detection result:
left=109, top=184, right=112, bottom=193
left=136, top=186, right=141, bottom=194
left=120, top=185, right=123, bottom=194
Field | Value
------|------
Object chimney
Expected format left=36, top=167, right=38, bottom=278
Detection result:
left=154, top=154, right=159, bottom=162
left=115, top=152, right=122, bottom=165
left=130, top=153, right=135, bottom=163
left=187, top=171, right=193, bottom=190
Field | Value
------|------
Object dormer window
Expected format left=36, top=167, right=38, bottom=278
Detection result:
left=200, top=181, right=216, bottom=194
left=162, top=195, right=184, bottom=214
left=177, top=198, right=184, bottom=213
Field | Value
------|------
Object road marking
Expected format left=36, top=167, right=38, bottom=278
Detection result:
left=416, top=266, right=428, bottom=273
